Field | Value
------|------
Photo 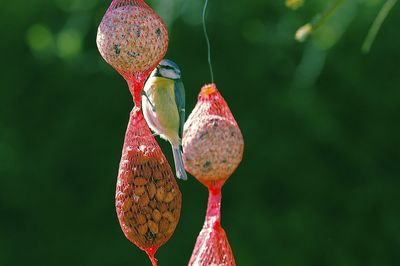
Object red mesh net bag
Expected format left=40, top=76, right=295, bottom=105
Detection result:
left=183, top=84, right=244, bottom=266
left=96, top=1, right=181, bottom=265
left=96, top=0, right=168, bottom=106
left=116, top=107, right=182, bottom=265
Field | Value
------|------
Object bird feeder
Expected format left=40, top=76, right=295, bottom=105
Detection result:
left=96, top=1, right=181, bottom=265
left=183, top=83, right=244, bottom=266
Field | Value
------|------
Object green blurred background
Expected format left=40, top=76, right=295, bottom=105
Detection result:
left=1, top=0, right=399, bottom=265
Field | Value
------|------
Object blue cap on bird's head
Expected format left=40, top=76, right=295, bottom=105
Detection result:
left=152, top=59, right=181, bottom=80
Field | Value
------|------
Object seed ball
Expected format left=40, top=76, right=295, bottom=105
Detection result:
left=183, top=115, right=244, bottom=181
left=96, top=4, right=168, bottom=73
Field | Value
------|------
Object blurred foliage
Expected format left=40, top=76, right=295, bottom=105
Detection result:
left=1, top=0, right=400, bottom=265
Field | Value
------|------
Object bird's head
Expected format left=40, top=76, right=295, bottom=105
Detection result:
left=151, top=59, right=181, bottom=80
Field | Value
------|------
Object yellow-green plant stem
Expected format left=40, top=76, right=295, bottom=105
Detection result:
left=295, top=0, right=345, bottom=42
left=311, top=0, right=345, bottom=32
left=362, top=0, right=398, bottom=54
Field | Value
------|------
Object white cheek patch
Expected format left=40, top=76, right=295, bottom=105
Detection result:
left=150, top=68, right=158, bottom=77
left=160, top=68, right=180, bottom=79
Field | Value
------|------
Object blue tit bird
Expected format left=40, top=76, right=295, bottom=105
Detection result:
left=142, top=59, right=187, bottom=180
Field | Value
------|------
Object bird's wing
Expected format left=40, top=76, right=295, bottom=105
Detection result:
left=174, top=79, right=185, bottom=138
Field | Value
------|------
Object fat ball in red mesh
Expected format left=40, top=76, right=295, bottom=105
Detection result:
left=96, top=0, right=169, bottom=107
left=97, top=0, right=168, bottom=76
left=183, top=84, right=243, bottom=266
left=183, top=83, right=244, bottom=183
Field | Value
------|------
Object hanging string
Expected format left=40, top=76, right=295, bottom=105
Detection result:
left=362, top=0, right=398, bottom=54
left=202, top=0, right=214, bottom=83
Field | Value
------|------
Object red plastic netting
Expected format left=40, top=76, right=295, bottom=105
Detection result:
left=183, top=84, right=244, bottom=266
left=97, top=1, right=180, bottom=264
left=188, top=180, right=236, bottom=266
left=183, top=84, right=244, bottom=183
left=97, top=0, right=168, bottom=106
left=116, top=107, right=182, bottom=265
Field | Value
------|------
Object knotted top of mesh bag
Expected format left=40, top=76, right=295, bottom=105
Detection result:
left=195, top=84, right=237, bottom=125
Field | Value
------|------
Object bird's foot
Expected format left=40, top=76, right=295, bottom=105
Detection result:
left=142, top=91, right=156, bottom=112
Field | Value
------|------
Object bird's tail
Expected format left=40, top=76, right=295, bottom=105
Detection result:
left=172, top=145, right=187, bottom=180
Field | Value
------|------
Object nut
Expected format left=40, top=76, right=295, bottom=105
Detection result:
left=148, top=220, right=159, bottom=234
left=139, top=193, right=150, bottom=207
left=124, top=210, right=134, bottom=219
left=162, top=211, right=174, bottom=222
left=137, top=214, right=147, bottom=225
left=168, top=198, right=177, bottom=211
left=159, top=218, right=169, bottom=233
left=134, top=177, right=148, bottom=186
left=156, top=187, right=165, bottom=201
left=142, top=166, right=152, bottom=178
left=152, top=209, right=161, bottom=222
left=157, top=202, right=168, bottom=213
left=164, top=191, right=174, bottom=203
left=138, top=223, right=148, bottom=235
left=127, top=230, right=136, bottom=240
left=153, top=170, right=163, bottom=180
left=166, top=224, right=175, bottom=235
left=123, top=214, right=133, bottom=226
left=165, top=181, right=173, bottom=191
left=147, top=182, right=156, bottom=199
left=122, top=199, right=132, bottom=212
left=134, top=186, right=146, bottom=196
